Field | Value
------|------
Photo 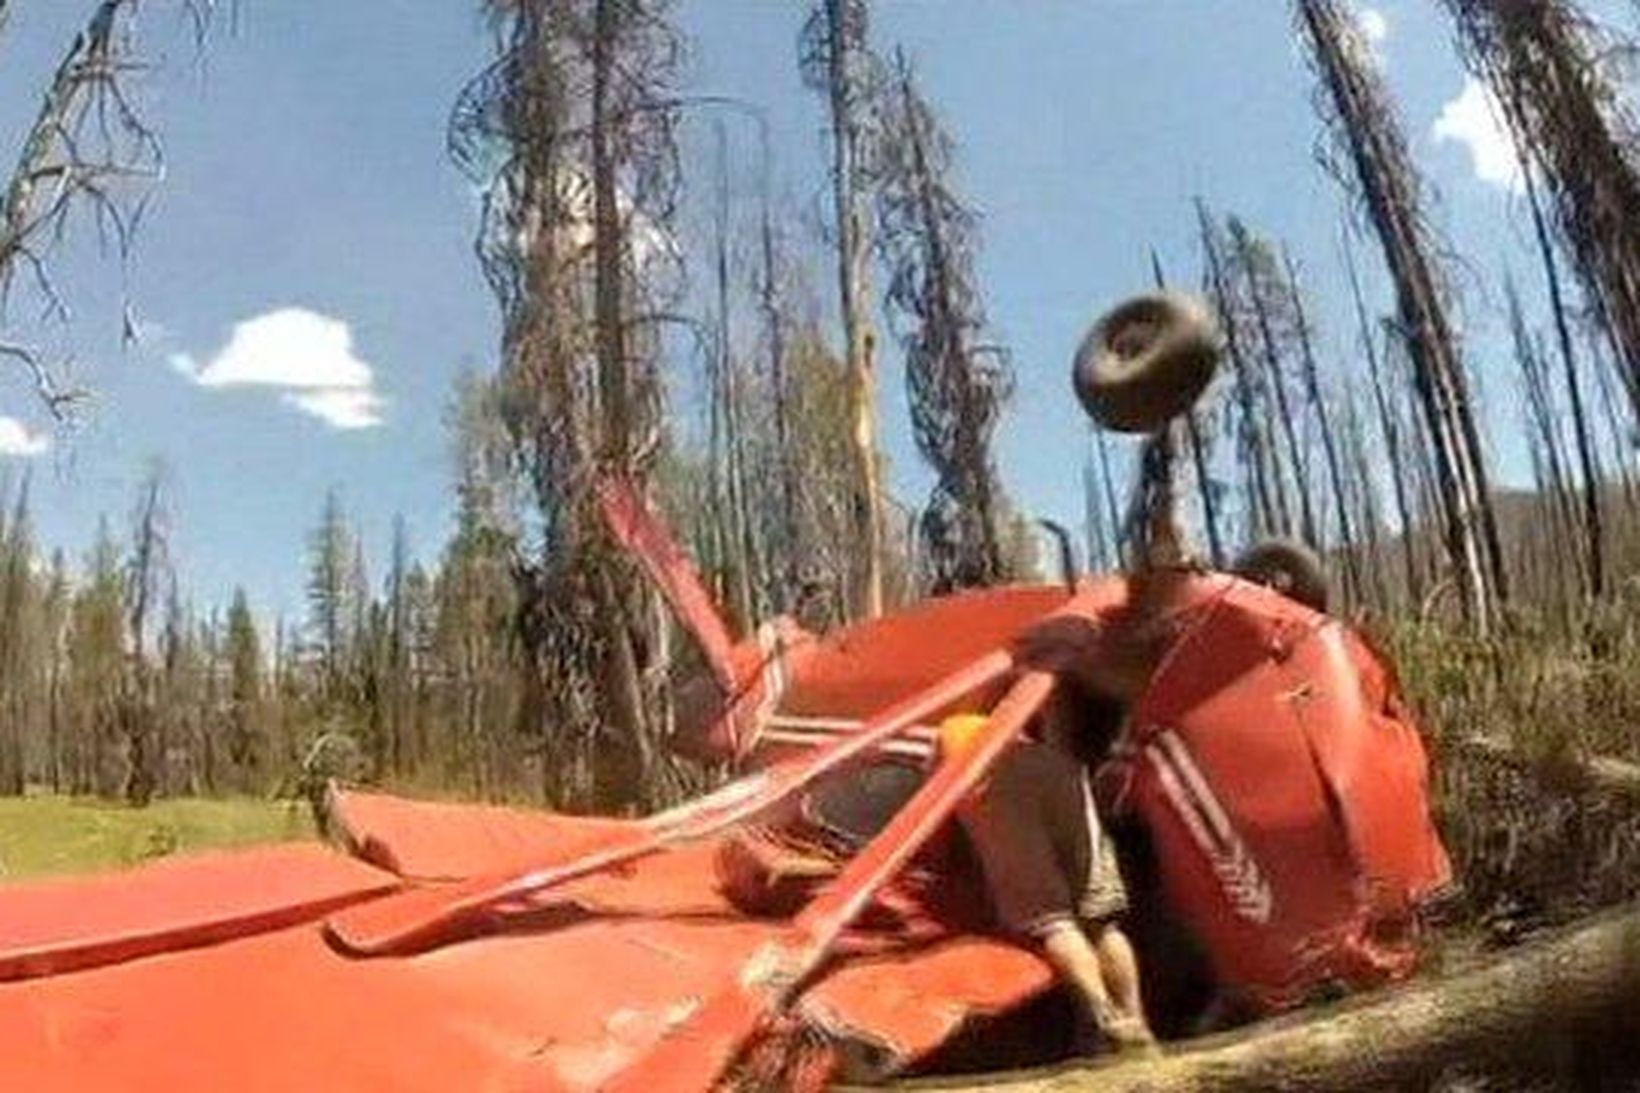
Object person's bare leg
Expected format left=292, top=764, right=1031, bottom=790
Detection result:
left=1039, top=919, right=1121, bottom=1030
left=1040, top=920, right=1157, bottom=1054
left=1090, top=922, right=1150, bottom=1032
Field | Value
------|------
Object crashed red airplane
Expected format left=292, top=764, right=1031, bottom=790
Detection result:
left=0, top=293, right=1450, bottom=1091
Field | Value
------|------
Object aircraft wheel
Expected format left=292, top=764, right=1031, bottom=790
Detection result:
left=1074, top=292, right=1219, bottom=433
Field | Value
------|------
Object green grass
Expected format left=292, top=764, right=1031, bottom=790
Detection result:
left=0, top=794, right=315, bottom=884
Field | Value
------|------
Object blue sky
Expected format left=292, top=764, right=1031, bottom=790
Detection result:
left=0, top=1, right=1589, bottom=623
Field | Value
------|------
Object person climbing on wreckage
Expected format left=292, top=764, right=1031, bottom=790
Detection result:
left=714, top=631, right=1164, bottom=1057
left=984, top=295, right=1332, bottom=1050
left=997, top=440, right=1332, bottom=1051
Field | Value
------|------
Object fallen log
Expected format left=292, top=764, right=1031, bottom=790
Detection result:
left=1451, top=734, right=1640, bottom=804
left=887, top=906, right=1640, bottom=1091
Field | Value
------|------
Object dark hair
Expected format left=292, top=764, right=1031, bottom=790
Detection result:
left=1232, top=537, right=1330, bottom=612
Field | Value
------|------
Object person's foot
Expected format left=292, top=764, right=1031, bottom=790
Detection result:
left=1102, top=1016, right=1162, bottom=1060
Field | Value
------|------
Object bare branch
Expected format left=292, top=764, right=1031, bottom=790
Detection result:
left=0, top=341, right=88, bottom=420
left=0, top=0, right=215, bottom=417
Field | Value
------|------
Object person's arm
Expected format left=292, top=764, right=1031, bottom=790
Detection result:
left=1015, top=613, right=1153, bottom=704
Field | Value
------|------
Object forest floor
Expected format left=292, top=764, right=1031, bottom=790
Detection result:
left=0, top=794, right=314, bottom=883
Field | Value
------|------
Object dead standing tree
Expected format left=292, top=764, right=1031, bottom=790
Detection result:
left=1443, top=0, right=1637, bottom=599
left=1197, top=200, right=1283, bottom=546
left=454, top=0, right=684, bottom=810
left=704, top=120, right=764, bottom=628
left=1509, top=276, right=1583, bottom=610
left=1297, top=0, right=1508, bottom=633
left=122, top=463, right=168, bottom=805
left=1282, top=247, right=1363, bottom=603
left=1442, top=1, right=1640, bottom=427
left=802, top=0, right=886, bottom=619
left=751, top=135, right=805, bottom=608
left=872, top=49, right=1013, bottom=592
left=1521, top=165, right=1605, bottom=602
left=1228, top=219, right=1320, bottom=552
left=0, top=479, right=32, bottom=795
left=1344, top=232, right=1424, bottom=606
left=0, top=0, right=225, bottom=411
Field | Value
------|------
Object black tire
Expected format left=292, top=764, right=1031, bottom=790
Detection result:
left=1073, top=292, right=1220, bottom=433
left=1233, top=537, right=1330, bottom=613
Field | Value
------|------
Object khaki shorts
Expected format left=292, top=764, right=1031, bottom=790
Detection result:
left=959, top=740, right=1128, bottom=940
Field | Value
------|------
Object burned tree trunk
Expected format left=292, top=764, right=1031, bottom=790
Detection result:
left=1094, top=428, right=1126, bottom=571
left=874, top=49, right=1012, bottom=592
left=454, top=0, right=683, bottom=809
left=1508, top=277, right=1581, bottom=609
left=1444, top=0, right=1640, bottom=428
left=709, top=120, right=761, bottom=626
left=1197, top=200, right=1281, bottom=544
left=122, top=466, right=168, bottom=806
left=1283, top=247, right=1361, bottom=603
left=1151, top=249, right=1225, bottom=568
left=1523, top=163, right=1604, bottom=600
left=1344, top=237, right=1423, bottom=606
left=757, top=145, right=801, bottom=608
left=804, top=0, right=885, bottom=618
left=1337, top=390, right=1392, bottom=610
left=0, top=481, right=29, bottom=796
left=1082, top=433, right=1114, bottom=573
left=1230, top=220, right=1319, bottom=550
left=1297, top=0, right=1507, bottom=632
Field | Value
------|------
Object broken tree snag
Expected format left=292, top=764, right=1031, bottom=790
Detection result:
left=890, top=908, right=1640, bottom=1092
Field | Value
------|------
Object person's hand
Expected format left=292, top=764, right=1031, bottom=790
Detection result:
left=1016, top=613, right=1152, bottom=704
left=1015, top=615, right=1102, bottom=679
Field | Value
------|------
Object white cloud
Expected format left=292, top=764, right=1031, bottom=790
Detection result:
left=1357, top=6, right=1389, bottom=46
left=172, top=307, right=386, bottom=429
left=1432, top=77, right=1523, bottom=191
left=282, top=387, right=385, bottom=430
left=0, top=416, right=49, bottom=457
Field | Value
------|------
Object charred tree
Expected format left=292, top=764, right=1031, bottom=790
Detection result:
left=0, top=478, right=30, bottom=795
left=1509, top=277, right=1582, bottom=608
left=1444, top=0, right=1640, bottom=428
left=1228, top=219, right=1320, bottom=551
left=1297, top=0, right=1508, bottom=632
left=0, top=1, right=223, bottom=420
left=1337, top=388, right=1392, bottom=610
left=1524, top=159, right=1605, bottom=601
left=453, top=0, right=684, bottom=809
left=1344, top=234, right=1423, bottom=605
left=1082, top=432, right=1115, bottom=574
left=873, top=49, right=1012, bottom=592
left=707, top=120, right=763, bottom=626
left=1283, top=247, right=1361, bottom=603
left=1094, top=427, right=1127, bottom=571
left=1197, top=200, right=1281, bottom=545
left=754, top=137, right=802, bottom=609
left=801, top=0, right=885, bottom=618
left=122, top=464, right=169, bottom=806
